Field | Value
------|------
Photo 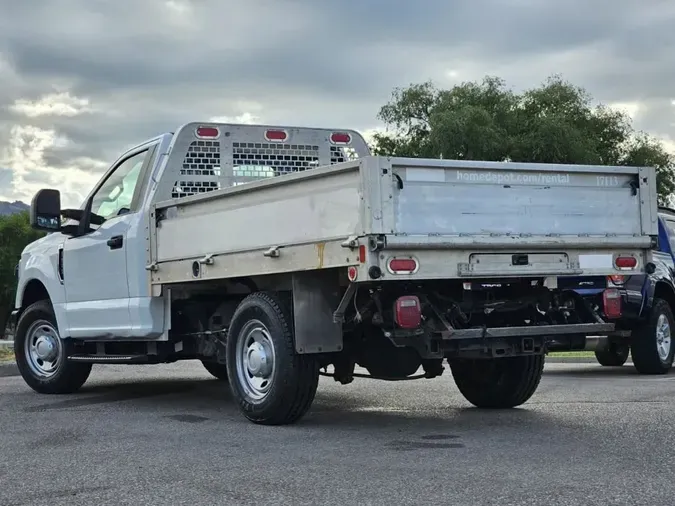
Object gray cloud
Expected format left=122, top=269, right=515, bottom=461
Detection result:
left=1, top=0, right=674, bottom=204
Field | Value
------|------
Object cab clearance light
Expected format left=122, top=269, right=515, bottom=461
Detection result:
left=265, top=129, right=288, bottom=142
left=195, top=126, right=219, bottom=138
left=330, top=132, right=352, bottom=145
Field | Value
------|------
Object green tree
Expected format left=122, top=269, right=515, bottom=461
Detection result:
left=0, top=212, right=45, bottom=338
left=371, top=74, right=675, bottom=204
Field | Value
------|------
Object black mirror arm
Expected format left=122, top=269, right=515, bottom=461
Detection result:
left=77, top=198, right=94, bottom=237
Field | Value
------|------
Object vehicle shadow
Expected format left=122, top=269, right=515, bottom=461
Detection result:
left=18, top=373, right=580, bottom=435
left=543, top=365, right=670, bottom=378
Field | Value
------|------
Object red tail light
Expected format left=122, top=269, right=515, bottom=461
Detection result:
left=388, top=257, right=418, bottom=274
left=603, top=288, right=622, bottom=319
left=265, top=129, right=288, bottom=142
left=196, top=126, right=219, bottom=138
left=615, top=256, right=637, bottom=269
left=394, top=295, right=421, bottom=329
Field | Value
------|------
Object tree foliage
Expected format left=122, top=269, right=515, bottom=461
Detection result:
left=371, top=75, right=675, bottom=204
left=0, top=212, right=45, bottom=337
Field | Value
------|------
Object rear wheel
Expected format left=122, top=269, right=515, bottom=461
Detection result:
left=450, top=354, right=544, bottom=408
left=201, top=360, right=229, bottom=381
left=631, top=298, right=675, bottom=375
left=14, top=300, right=92, bottom=394
left=226, top=291, right=319, bottom=425
left=595, top=342, right=630, bottom=367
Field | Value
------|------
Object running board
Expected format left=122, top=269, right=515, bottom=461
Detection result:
left=67, top=354, right=149, bottom=364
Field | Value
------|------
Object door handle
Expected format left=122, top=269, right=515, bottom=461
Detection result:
left=107, top=235, right=124, bottom=250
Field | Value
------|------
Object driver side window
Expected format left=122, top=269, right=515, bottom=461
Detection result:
left=90, top=150, right=148, bottom=220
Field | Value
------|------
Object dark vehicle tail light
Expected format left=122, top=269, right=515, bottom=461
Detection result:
left=394, top=295, right=421, bottom=329
left=603, top=288, right=622, bottom=319
left=608, top=275, right=627, bottom=286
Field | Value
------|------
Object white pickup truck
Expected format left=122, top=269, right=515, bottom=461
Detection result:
left=12, top=122, right=658, bottom=425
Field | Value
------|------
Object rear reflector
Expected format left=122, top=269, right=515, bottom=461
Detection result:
left=347, top=266, right=358, bottom=281
left=330, top=132, right=351, bottom=144
left=615, top=256, right=637, bottom=269
left=265, top=129, right=287, bottom=142
left=388, top=257, right=418, bottom=274
left=358, top=245, right=366, bottom=263
left=195, top=126, right=219, bottom=138
left=603, top=288, right=622, bottom=319
left=394, top=295, right=422, bottom=329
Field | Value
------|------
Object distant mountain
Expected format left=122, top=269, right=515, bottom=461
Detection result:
left=0, top=200, right=29, bottom=216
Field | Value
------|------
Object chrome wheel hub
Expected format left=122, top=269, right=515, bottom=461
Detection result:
left=246, top=341, right=272, bottom=377
left=656, top=314, right=671, bottom=361
left=25, top=321, right=62, bottom=378
left=235, top=320, right=276, bottom=401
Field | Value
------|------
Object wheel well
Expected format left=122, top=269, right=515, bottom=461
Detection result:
left=21, top=279, right=50, bottom=310
left=654, top=282, right=675, bottom=312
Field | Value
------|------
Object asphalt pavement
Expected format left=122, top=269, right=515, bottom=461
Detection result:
left=1, top=360, right=674, bottom=506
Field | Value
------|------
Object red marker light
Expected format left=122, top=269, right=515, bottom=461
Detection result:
left=265, top=129, right=288, bottom=142
left=359, top=245, right=366, bottom=263
left=330, top=132, right=351, bottom=144
left=196, top=126, right=219, bottom=138
left=615, top=256, right=637, bottom=269
left=388, top=258, right=418, bottom=274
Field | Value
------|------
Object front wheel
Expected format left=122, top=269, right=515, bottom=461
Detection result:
left=14, top=300, right=92, bottom=394
left=631, top=298, right=675, bottom=375
left=449, top=354, right=544, bottom=408
left=595, top=342, right=630, bottom=367
left=226, top=291, right=319, bottom=425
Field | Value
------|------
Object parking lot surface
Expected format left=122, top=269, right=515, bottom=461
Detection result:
left=1, top=361, right=674, bottom=506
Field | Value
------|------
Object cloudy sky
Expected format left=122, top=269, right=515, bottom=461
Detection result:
left=0, top=0, right=674, bottom=207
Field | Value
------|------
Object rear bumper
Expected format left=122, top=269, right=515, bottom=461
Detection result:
left=440, top=322, right=615, bottom=339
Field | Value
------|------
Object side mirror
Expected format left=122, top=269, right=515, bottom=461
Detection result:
left=30, top=189, right=62, bottom=232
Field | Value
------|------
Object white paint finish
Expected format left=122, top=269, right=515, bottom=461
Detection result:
left=128, top=296, right=166, bottom=339
left=62, top=215, right=134, bottom=337
left=14, top=232, right=70, bottom=334
left=579, top=254, right=614, bottom=269
left=125, top=211, right=153, bottom=299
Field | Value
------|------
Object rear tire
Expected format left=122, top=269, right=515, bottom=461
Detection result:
left=595, top=342, right=630, bottom=367
left=226, top=291, right=319, bottom=425
left=14, top=300, right=92, bottom=394
left=201, top=360, right=229, bottom=381
left=450, top=354, right=544, bottom=408
left=631, top=298, right=675, bottom=375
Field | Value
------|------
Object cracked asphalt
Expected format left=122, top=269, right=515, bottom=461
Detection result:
left=1, top=361, right=674, bottom=506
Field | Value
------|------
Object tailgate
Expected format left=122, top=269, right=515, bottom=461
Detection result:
left=387, top=158, right=657, bottom=241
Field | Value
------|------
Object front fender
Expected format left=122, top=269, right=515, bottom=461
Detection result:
left=15, top=234, right=70, bottom=337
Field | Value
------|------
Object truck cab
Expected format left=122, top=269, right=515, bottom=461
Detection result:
left=15, top=135, right=173, bottom=343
